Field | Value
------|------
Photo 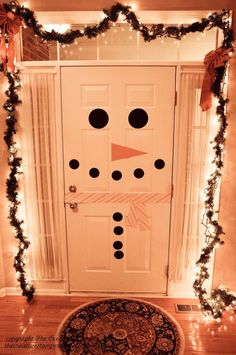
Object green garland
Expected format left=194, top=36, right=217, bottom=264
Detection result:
left=2, top=1, right=234, bottom=48
left=1, top=1, right=236, bottom=316
left=0, top=63, right=35, bottom=301
left=193, top=66, right=236, bottom=318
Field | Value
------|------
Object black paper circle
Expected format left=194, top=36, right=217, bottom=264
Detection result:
left=113, top=212, right=123, bottom=221
left=128, top=108, right=148, bottom=128
left=113, top=241, right=123, bottom=250
left=154, top=159, right=165, bottom=169
left=114, top=226, right=124, bottom=235
left=89, top=168, right=100, bottom=178
left=112, top=170, right=122, bottom=180
left=114, top=251, right=124, bottom=259
left=89, top=108, right=109, bottom=129
left=69, top=159, right=80, bottom=169
left=134, top=168, right=144, bottom=179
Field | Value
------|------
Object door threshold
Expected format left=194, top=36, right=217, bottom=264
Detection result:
left=69, top=291, right=167, bottom=298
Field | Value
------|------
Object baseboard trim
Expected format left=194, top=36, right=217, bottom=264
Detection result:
left=0, top=288, right=6, bottom=297
left=35, top=288, right=66, bottom=295
left=69, top=291, right=198, bottom=299
left=5, top=287, right=66, bottom=296
left=5, top=287, right=21, bottom=295
left=2, top=288, right=198, bottom=298
left=3, top=287, right=236, bottom=298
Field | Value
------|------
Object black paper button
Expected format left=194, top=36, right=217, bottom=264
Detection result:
left=114, top=251, right=124, bottom=259
left=113, top=241, right=123, bottom=250
left=134, top=168, right=144, bottom=179
left=154, top=159, right=165, bottom=169
left=112, top=170, right=122, bottom=180
left=114, top=226, right=123, bottom=235
left=113, top=212, right=123, bottom=221
left=89, top=168, right=100, bottom=178
left=69, top=159, right=80, bottom=169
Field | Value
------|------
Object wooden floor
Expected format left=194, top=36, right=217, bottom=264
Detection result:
left=0, top=296, right=236, bottom=354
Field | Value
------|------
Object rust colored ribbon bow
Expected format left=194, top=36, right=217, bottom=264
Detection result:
left=200, top=46, right=232, bottom=111
left=0, top=5, right=22, bottom=73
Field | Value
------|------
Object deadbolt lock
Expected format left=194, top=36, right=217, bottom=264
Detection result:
left=69, top=185, right=77, bottom=193
left=69, top=203, right=78, bottom=209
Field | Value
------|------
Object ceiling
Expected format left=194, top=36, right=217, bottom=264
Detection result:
left=18, top=0, right=234, bottom=12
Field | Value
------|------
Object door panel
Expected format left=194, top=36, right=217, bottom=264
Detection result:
left=62, top=66, right=176, bottom=293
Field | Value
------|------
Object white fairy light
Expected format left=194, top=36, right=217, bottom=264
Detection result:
left=129, top=2, right=138, bottom=11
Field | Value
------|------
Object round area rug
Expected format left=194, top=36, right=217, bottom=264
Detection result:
left=56, top=298, right=184, bottom=354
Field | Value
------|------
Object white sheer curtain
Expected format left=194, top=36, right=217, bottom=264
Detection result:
left=20, top=72, right=63, bottom=280
left=174, top=71, right=213, bottom=284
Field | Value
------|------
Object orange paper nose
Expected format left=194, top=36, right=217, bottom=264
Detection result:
left=112, top=143, right=147, bottom=161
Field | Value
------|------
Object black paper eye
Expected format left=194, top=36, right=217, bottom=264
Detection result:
left=128, top=108, right=148, bottom=128
left=89, top=108, right=109, bottom=129
left=154, top=159, right=165, bottom=169
left=69, top=159, right=80, bottom=169
left=112, top=170, right=122, bottom=180
left=134, top=168, right=144, bottom=179
left=114, top=251, right=124, bottom=259
left=89, top=168, right=100, bottom=178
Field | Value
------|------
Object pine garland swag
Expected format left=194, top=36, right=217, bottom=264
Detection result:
left=0, top=1, right=235, bottom=315
left=0, top=63, right=35, bottom=301
left=1, top=1, right=234, bottom=48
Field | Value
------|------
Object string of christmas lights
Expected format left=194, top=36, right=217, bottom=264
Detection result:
left=2, top=1, right=234, bottom=48
left=193, top=63, right=236, bottom=318
left=0, top=63, right=35, bottom=301
left=0, top=1, right=235, bottom=314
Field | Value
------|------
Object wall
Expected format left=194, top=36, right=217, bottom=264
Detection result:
left=0, top=0, right=235, bottom=292
left=22, top=28, right=49, bottom=61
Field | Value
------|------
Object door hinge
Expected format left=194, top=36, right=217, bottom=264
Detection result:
left=175, top=91, right=177, bottom=106
left=171, top=183, right=174, bottom=198
left=166, top=265, right=169, bottom=279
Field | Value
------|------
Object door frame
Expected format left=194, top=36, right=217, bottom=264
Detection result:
left=19, top=60, right=215, bottom=297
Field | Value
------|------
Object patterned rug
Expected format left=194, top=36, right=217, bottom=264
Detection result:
left=57, top=298, right=185, bottom=354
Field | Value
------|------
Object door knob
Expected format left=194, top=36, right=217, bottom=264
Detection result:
left=69, top=185, right=77, bottom=193
left=70, top=203, right=78, bottom=209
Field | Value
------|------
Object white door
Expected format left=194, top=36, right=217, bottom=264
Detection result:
left=61, top=66, right=176, bottom=293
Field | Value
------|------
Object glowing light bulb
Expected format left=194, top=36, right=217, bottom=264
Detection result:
left=129, top=2, right=138, bottom=11
left=44, top=24, right=70, bottom=33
